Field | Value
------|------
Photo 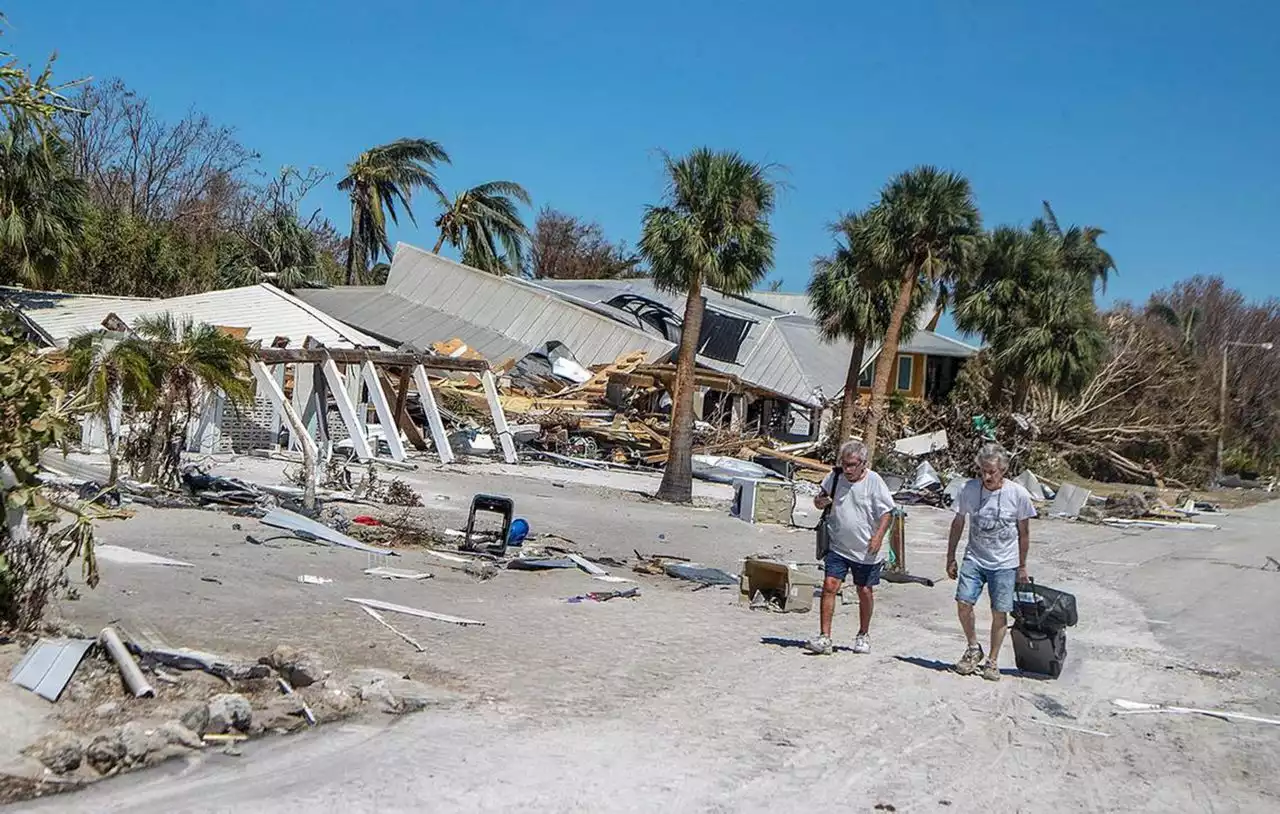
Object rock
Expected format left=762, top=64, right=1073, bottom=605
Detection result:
left=180, top=702, right=210, bottom=735
left=206, top=693, right=253, bottom=734
left=119, top=722, right=165, bottom=764
left=33, top=732, right=83, bottom=774
left=340, top=668, right=404, bottom=695
left=361, top=678, right=456, bottom=714
left=257, top=698, right=309, bottom=733
left=263, top=645, right=328, bottom=688
left=62, top=624, right=86, bottom=639
left=85, top=732, right=125, bottom=774
left=1076, top=505, right=1105, bottom=524
left=304, top=686, right=359, bottom=723
left=158, top=721, right=204, bottom=750
left=94, top=701, right=120, bottom=718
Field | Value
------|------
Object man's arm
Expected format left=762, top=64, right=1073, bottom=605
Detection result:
left=1016, top=518, right=1030, bottom=582
left=946, top=515, right=965, bottom=578
left=867, top=510, right=893, bottom=556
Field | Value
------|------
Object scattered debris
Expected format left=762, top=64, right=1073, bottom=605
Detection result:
left=1103, top=519, right=1220, bottom=531
left=345, top=597, right=485, bottom=627
left=364, top=567, right=433, bottom=581
left=663, top=563, right=738, bottom=586
left=508, top=557, right=577, bottom=571
left=261, top=507, right=397, bottom=556
left=1026, top=719, right=1112, bottom=738
left=100, top=627, right=155, bottom=698
left=1012, top=470, right=1051, bottom=501
left=1111, top=698, right=1280, bottom=726
left=93, top=544, right=193, bottom=568
left=206, top=693, right=254, bottom=734
left=358, top=605, right=427, bottom=652
left=262, top=645, right=328, bottom=688
left=567, top=587, right=641, bottom=603
left=1049, top=483, right=1092, bottom=518
left=893, top=430, right=949, bottom=457
left=9, top=637, right=95, bottom=702
left=1263, top=556, right=1280, bottom=573
left=297, top=574, right=333, bottom=585
left=739, top=559, right=820, bottom=613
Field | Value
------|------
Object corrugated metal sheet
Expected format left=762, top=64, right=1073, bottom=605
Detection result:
left=1, top=284, right=382, bottom=349
left=367, top=244, right=674, bottom=366
left=9, top=637, right=94, bottom=702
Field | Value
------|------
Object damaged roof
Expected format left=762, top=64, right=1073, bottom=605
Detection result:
left=297, top=244, right=675, bottom=367
left=0, top=283, right=383, bottom=349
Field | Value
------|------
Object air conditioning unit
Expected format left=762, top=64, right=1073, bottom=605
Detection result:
left=731, top=478, right=795, bottom=525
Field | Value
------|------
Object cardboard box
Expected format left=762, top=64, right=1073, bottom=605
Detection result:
left=738, top=558, right=821, bottom=613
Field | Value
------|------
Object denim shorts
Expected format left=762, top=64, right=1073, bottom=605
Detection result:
left=955, top=559, right=1017, bottom=612
left=824, top=552, right=883, bottom=587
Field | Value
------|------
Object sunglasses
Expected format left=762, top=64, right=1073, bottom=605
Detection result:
left=841, top=459, right=867, bottom=469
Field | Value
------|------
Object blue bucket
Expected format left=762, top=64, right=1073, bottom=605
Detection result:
left=507, top=518, right=530, bottom=547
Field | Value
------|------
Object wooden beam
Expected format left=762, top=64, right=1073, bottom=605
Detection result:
left=481, top=370, right=518, bottom=464
left=361, top=361, right=407, bottom=461
left=321, top=358, right=373, bottom=461
left=412, top=365, right=455, bottom=464
left=379, top=370, right=427, bottom=451
left=256, top=347, right=488, bottom=372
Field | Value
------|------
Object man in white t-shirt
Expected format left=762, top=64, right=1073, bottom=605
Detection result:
left=946, top=442, right=1037, bottom=681
left=805, top=440, right=896, bottom=656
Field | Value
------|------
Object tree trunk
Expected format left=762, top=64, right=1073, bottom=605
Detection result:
left=345, top=196, right=361, bottom=285
left=143, top=389, right=177, bottom=483
left=432, top=233, right=446, bottom=254
left=863, top=266, right=917, bottom=456
left=839, top=338, right=867, bottom=442
left=987, top=370, right=1007, bottom=409
left=656, top=278, right=705, bottom=503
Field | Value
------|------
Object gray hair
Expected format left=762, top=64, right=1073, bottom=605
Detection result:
left=975, top=442, right=1010, bottom=471
left=838, top=440, right=869, bottom=463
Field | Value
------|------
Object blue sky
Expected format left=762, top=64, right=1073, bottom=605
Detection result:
left=8, top=0, right=1279, bottom=319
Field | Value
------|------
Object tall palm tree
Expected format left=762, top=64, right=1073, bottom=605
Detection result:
left=1032, top=201, right=1115, bottom=290
left=859, top=167, right=982, bottom=454
left=808, top=210, right=930, bottom=441
left=432, top=180, right=532, bottom=274
left=221, top=207, right=322, bottom=290
left=0, top=117, right=86, bottom=287
left=125, top=314, right=256, bottom=483
left=640, top=148, right=776, bottom=503
left=338, top=138, right=450, bottom=284
left=66, top=332, right=155, bottom=485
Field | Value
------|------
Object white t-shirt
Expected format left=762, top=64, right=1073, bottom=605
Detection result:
left=820, top=470, right=896, bottom=565
left=953, top=479, right=1037, bottom=570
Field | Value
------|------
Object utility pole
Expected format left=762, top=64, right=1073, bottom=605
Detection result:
left=1218, top=340, right=1275, bottom=483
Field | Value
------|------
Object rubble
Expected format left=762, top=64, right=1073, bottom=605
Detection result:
left=262, top=645, right=328, bottom=688
left=206, top=694, right=254, bottom=734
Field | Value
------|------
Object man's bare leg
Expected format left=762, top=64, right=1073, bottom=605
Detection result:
left=957, top=600, right=978, bottom=646
left=820, top=576, right=841, bottom=637
left=856, top=585, right=874, bottom=635
left=988, top=611, right=1009, bottom=665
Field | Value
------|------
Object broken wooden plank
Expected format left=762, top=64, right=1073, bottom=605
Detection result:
left=358, top=605, right=426, bottom=652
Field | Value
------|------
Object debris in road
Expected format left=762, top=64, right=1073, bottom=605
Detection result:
left=464, top=493, right=514, bottom=556
left=893, top=430, right=949, bottom=457
left=364, top=567, right=433, bottom=581
left=566, top=553, right=608, bottom=576
left=262, top=645, right=328, bottom=688
left=352, top=515, right=382, bottom=526
left=134, top=643, right=271, bottom=682
left=261, top=507, right=398, bottom=556
left=880, top=571, right=936, bottom=588
left=1103, top=519, right=1220, bottom=531
left=358, top=605, right=427, bottom=652
left=181, top=465, right=269, bottom=507
left=1049, top=483, right=1092, bottom=518
left=9, top=637, right=95, bottom=702
left=567, top=587, right=641, bottom=603
left=275, top=678, right=317, bottom=726
left=507, top=557, right=577, bottom=571
left=1263, top=556, right=1280, bottom=572
left=200, top=576, right=223, bottom=585
left=297, top=574, right=333, bottom=585
left=345, top=597, right=485, bottom=627
left=206, top=693, right=254, bottom=734
left=31, top=731, right=84, bottom=774
left=94, top=544, right=194, bottom=568
left=100, top=626, right=156, bottom=698
left=663, top=563, right=738, bottom=586
left=1111, top=698, right=1280, bottom=726
left=738, top=558, right=820, bottom=613
left=1012, top=470, right=1051, bottom=501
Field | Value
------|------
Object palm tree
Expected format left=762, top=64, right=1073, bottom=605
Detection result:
left=338, top=138, right=450, bottom=284
left=66, top=332, right=155, bottom=485
left=1032, top=201, right=1115, bottom=290
left=0, top=117, right=86, bottom=287
left=125, top=314, right=256, bottom=484
left=808, top=210, right=931, bottom=441
left=432, top=180, right=532, bottom=274
left=221, top=207, right=323, bottom=290
left=859, top=167, right=982, bottom=454
left=640, top=148, right=776, bottom=503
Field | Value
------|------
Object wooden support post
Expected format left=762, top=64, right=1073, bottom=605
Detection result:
left=269, top=364, right=286, bottom=449
left=393, top=367, right=410, bottom=426
left=412, top=366, right=454, bottom=463
left=321, top=359, right=374, bottom=461
left=361, top=361, right=407, bottom=461
left=481, top=370, right=518, bottom=463
left=251, top=361, right=318, bottom=509
left=378, top=371, right=427, bottom=450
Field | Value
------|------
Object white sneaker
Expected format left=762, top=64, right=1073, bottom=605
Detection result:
left=805, top=634, right=833, bottom=655
left=852, top=634, right=871, bottom=654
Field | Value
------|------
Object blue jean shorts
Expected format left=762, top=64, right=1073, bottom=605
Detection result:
left=955, top=559, right=1017, bottom=612
left=824, top=552, right=882, bottom=587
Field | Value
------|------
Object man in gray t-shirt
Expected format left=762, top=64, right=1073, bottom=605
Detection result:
left=946, top=442, right=1037, bottom=681
left=805, top=440, right=896, bottom=656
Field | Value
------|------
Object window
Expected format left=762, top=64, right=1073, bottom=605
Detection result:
left=857, top=361, right=875, bottom=389
left=896, top=355, right=914, bottom=392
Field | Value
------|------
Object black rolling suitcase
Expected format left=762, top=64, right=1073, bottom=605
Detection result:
left=1010, top=580, right=1076, bottom=678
